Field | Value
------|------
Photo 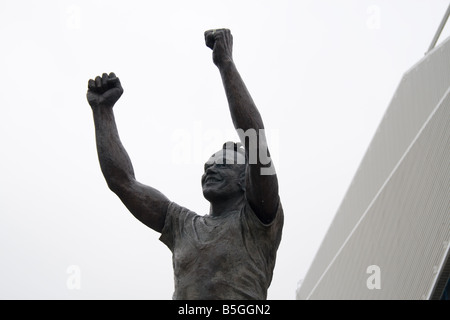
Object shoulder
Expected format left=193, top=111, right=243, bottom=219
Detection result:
left=159, top=201, right=200, bottom=250
left=243, top=198, right=284, bottom=231
left=239, top=200, right=284, bottom=253
left=164, top=201, right=201, bottom=225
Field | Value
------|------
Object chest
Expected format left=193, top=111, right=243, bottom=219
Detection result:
left=172, top=214, right=246, bottom=273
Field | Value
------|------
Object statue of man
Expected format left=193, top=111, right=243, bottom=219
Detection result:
left=86, top=29, right=283, bottom=300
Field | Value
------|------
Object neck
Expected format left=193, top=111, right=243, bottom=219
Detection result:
left=209, top=194, right=245, bottom=217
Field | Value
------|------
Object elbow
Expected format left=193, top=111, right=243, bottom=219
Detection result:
left=107, top=180, right=121, bottom=194
left=106, top=177, right=133, bottom=195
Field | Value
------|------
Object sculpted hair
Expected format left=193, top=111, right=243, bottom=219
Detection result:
left=222, top=141, right=246, bottom=165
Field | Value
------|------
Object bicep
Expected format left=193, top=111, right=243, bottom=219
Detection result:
left=113, top=179, right=170, bottom=233
left=246, top=162, right=280, bottom=225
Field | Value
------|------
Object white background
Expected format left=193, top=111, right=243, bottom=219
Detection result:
left=1, top=0, right=449, bottom=299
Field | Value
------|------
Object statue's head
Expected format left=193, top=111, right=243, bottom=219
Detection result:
left=202, top=142, right=246, bottom=202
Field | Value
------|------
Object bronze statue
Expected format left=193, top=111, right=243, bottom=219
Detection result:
left=87, top=29, right=283, bottom=300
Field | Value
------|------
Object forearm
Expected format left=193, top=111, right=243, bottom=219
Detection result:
left=219, top=60, right=264, bottom=133
left=93, top=107, right=135, bottom=192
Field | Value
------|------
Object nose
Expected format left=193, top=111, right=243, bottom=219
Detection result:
left=205, top=166, right=217, bottom=175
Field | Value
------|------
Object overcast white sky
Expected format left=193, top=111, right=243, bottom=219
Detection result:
left=1, top=0, right=450, bottom=300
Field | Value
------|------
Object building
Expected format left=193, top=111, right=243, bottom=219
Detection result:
left=296, top=35, right=450, bottom=300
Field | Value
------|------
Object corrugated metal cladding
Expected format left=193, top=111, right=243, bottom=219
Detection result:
left=297, top=36, right=450, bottom=300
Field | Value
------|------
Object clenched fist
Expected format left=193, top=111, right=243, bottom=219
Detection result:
left=204, top=29, right=233, bottom=68
left=87, top=72, right=123, bottom=109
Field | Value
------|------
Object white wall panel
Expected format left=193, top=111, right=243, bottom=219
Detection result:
left=297, top=37, right=450, bottom=300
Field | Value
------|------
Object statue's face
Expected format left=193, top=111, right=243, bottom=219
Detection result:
left=202, top=150, right=246, bottom=202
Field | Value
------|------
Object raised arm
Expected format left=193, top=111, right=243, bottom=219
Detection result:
left=87, top=73, right=169, bottom=232
left=204, top=29, right=280, bottom=224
